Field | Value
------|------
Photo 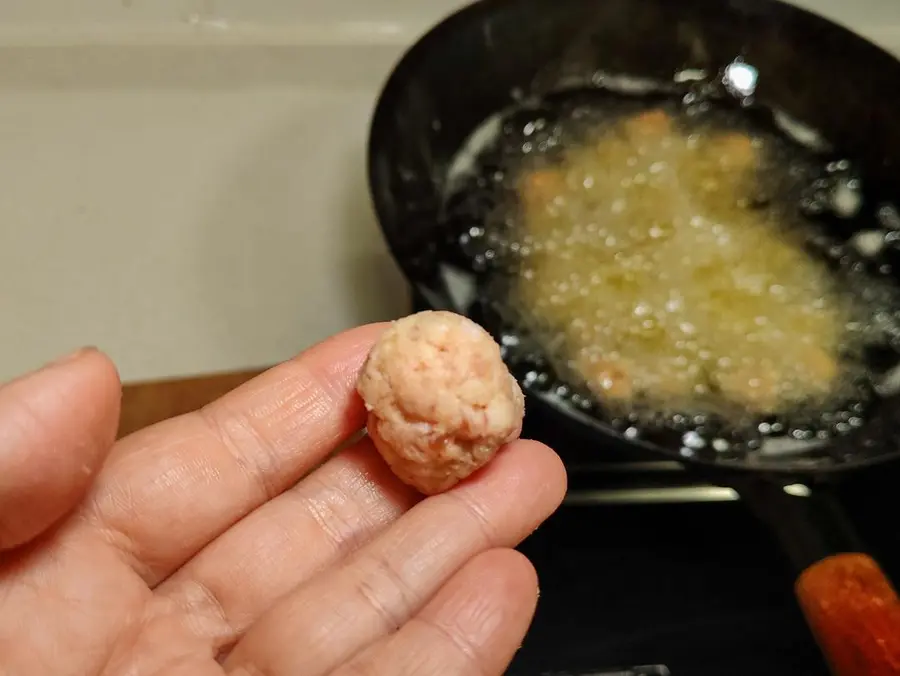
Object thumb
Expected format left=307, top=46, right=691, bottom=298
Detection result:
left=0, top=347, right=121, bottom=550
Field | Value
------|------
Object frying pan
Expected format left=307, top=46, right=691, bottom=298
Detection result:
left=366, top=0, right=900, bottom=672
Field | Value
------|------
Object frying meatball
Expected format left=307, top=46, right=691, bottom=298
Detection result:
left=622, top=109, right=672, bottom=141
left=520, top=168, right=567, bottom=213
left=357, top=311, right=525, bottom=495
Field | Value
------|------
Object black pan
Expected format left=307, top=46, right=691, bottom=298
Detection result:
left=366, top=0, right=900, bottom=673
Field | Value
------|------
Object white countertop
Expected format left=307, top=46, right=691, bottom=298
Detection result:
left=1, top=0, right=899, bottom=383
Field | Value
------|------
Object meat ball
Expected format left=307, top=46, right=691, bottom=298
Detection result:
left=520, top=168, right=567, bottom=209
left=710, top=132, right=759, bottom=171
left=622, top=109, right=672, bottom=141
left=576, top=351, right=635, bottom=403
left=357, top=311, right=525, bottom=495
left=713, top=363, right=784, bottom=414
left=713, top=345, right=839, bottom=414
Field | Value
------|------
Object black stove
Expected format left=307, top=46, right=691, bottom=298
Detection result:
left=409, top=290, right=900, bottom=676
left=509, top=412, right=900, bottom=676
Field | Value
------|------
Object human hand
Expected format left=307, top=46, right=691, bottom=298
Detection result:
left=0, top=324, right=567, bottom=676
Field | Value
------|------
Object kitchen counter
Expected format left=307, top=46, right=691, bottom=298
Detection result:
left=118, top=365, right=265, bottom=437
left=2, top=0, right=899, bottom=384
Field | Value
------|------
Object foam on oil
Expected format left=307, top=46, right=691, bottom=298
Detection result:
left=440, top=70, right=900, bottom=461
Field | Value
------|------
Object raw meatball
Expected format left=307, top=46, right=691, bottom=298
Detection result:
left=357, top=311, right=525, bottom=495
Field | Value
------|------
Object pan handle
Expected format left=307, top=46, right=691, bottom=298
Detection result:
left=734, top=478, right=900, bottom=675
left=796, top=553, right=900, bottom=676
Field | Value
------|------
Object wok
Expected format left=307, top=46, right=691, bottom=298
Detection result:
left=367, top=0, right=900, bottom=673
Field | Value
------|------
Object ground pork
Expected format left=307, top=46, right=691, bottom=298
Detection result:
left=357, top=311, right=525, bottom=495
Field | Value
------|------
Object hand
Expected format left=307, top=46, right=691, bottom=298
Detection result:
left=0, top=324, right=567, bottom=676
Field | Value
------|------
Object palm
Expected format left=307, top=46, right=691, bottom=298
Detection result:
left=0, top=325, right=566, bottom=676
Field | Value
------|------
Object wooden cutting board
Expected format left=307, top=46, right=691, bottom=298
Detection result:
left=118, top=367, right=269, bottom=438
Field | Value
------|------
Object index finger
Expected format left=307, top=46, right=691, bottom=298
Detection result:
left=0, top=349, right=120, bottom=550
left=74, top=323, right=388, bottom=585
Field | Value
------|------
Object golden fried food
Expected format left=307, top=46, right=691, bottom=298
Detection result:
left=512, top=109, right=858, bottom=418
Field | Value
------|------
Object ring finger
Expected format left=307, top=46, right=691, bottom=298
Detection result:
left=223, top=439, right=565, bottom=676
left=330, top=548, right=539, bottom=676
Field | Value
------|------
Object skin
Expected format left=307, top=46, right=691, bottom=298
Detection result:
left=0, top=324, right=567, bottom=676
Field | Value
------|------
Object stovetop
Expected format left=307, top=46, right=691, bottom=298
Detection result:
left=509, top=460, right=900, bottom=676
left=410, top=290, right=900, bottom=675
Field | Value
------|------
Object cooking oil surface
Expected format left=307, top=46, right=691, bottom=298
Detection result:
left=440, top=73, right=900, bottom=464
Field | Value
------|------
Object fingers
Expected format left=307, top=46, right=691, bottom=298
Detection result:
left=331, top=548, right=538, bottom=676
left=153, top=436, right=421, bottom=650
left=74, top=323, right=387, bottom=584
left=0, top=348, right=121, bottom=550
left=224, top=439, right=566, bottom=676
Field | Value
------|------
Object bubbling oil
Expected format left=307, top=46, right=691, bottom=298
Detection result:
left=513, top=108, right=866, bottom=418
left=440, top=80, right=900, bottom=461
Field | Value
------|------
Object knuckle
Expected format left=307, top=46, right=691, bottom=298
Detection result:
left=293, top=474, right=369, bottom=558
left=443, top=490, right=497, bottom=549
left=353, top=550, right=416, bottom=632
left=197, top=405, right=279, bottom=504
left=412, top=615, right=487, bottom=676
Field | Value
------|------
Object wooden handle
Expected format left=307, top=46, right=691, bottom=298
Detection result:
left=796, top=553, right=900, bottom=675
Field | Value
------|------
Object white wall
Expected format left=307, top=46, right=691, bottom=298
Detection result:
left=0, top=0, right=891, bottom=32
left=0, top=0, right=898, bottom=383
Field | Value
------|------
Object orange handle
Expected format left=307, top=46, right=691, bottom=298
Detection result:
left=796, top=553, right=900, bottom=676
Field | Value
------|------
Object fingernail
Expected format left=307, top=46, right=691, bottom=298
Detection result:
left=47, top=346, right=98, bottom=368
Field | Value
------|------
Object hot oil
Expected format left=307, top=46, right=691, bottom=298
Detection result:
left=439, top=78, right=900, bottom=462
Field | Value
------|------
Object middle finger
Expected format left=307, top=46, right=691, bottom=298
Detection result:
left=151, top=435, right=420, bottom=650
